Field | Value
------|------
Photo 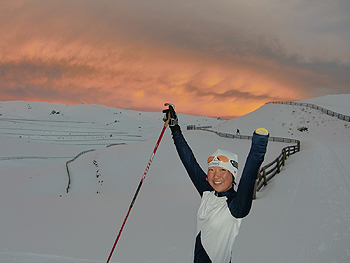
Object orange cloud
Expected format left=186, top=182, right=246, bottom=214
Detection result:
left=1, top=0, right=349, bottom=119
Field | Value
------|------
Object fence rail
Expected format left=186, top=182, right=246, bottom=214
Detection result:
left=256, top=143, right=299, bottom=192
left=266, top=101, right=350, bottom=122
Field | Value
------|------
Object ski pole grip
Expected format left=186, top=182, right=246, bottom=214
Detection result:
left=164, top=111, right=170, bottom=127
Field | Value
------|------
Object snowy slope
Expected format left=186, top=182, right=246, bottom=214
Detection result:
left=300, top=94, right=350, bottom=116
left=0, top=95, right=349, bottom=263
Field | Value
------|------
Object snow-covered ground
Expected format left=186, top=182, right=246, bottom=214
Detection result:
left=0, top=95, right=349, bottom=263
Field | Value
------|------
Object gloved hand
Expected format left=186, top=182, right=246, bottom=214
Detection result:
left=163, top=103, right=181, bottom=135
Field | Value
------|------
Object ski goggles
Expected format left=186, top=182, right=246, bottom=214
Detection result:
left=207, top=155, right=238, bottom=169
left=207, top=155, right=230, bottom=164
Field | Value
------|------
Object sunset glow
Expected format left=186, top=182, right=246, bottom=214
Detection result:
left=1, top=0, right=349, bottom=118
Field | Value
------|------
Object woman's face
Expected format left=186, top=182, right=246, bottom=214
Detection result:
left=207, top=166, right=233, bottom=192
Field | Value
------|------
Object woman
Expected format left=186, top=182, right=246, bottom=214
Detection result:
left=163, top=104, right=269, bottom=263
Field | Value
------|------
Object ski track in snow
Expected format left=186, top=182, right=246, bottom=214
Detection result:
left=275, top=174, right=302, bottom=234
left=324, top=144, right=350, bottom=195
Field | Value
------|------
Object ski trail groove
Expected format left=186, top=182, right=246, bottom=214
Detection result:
left=325, top=145, right=350, bottom=195
left=276, top=175, right=301, bottom=234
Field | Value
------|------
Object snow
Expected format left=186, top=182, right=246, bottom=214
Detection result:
left=0, top=95, right=349, bottom=263
left=300, top=94, right=350, bottom=116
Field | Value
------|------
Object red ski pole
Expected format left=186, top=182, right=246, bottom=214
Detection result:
left=106, top=115, right=170, bottom=263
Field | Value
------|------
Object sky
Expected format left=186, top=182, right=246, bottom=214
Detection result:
left=1, top=0, right=350, bottom=118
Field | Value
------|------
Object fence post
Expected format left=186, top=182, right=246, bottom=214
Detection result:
left=253, top=179, right=258, bottom=200
left=282, top=149, right=286, bottom=166
left=262, top=167, right=267, bottom=186
left=276, top=157, right=281, bottom=173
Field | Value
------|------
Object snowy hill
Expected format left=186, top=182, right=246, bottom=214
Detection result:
left=0, top=95, right=349, bottom=263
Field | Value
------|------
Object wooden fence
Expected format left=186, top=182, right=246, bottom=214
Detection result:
left=266, top=101, right=350, bottom=122
left=255, top=142, right=299, bottom=192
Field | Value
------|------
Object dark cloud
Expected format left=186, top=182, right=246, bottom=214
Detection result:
left=0, top=60, right=95, bottom=86
left=186, top=83, right=275, bottom=101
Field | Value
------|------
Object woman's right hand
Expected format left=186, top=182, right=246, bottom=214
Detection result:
left=163, top=103, right=181, bottom=135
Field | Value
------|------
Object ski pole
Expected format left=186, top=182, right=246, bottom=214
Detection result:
left=106, top=115, right=170, bottom=263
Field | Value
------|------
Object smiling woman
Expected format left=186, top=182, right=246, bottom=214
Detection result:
left=207, top=166, right=234, bottom=193
left=163, top=104, right=269, bottom=262
left=207, top=149, right=238, bottom=192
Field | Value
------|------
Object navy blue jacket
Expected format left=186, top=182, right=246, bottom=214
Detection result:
left=172, top=131, right=268, bottom=262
